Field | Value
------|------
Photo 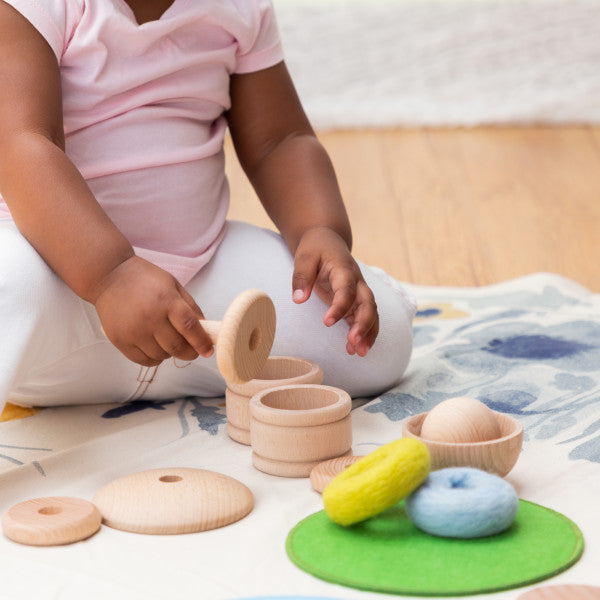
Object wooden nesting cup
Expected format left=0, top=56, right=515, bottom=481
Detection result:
left=250, top=384, right=352, bottom=478
left=200, top=289, right=276, bottom=385
left=226, top=356, right=323, bottom=445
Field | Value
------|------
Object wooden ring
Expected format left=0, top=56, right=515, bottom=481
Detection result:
left=2, top=497, right=101, bottom=546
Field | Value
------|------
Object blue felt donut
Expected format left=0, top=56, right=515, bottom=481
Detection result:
left=405, top=467, right=519, bottom=539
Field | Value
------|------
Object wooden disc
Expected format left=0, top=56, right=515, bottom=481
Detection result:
left=310, top=455, right=364, bottom=493
left=518, top=585, right=600, bottom=600
left=93, top=468, right=253, bottom=534
left=2, top=496, right=101, bottom=546
left=217, top=290, right=276, bottom=384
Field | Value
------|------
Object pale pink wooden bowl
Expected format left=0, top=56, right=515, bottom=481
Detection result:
left=402, top=411, right=523, bottom=477
left=250, top=384, right=352, bottom=478
left=226, top=357, right=323, bottom=445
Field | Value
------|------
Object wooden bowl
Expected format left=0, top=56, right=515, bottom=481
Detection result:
left=402, top=411, right=523, bottom=477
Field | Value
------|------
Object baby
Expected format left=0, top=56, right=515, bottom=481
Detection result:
left=0, top=0, right=415, bottom=410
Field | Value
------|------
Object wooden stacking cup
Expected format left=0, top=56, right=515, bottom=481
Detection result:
left=250, top=384, right=352, bottom=478
left=226, top=356, right=323, bottom=444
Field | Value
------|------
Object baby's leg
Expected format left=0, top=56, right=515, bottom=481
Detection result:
left=169, top=221, right=416, bottom=398
left=0, top=220, right=142, bottom=408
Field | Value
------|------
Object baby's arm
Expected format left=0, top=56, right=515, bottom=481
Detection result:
left=227, top=62, right=378, bottom=356
left=0, top=2, right=213, bottom=366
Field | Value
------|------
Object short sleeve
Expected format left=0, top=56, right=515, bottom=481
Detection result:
left=3, top=0, right=82, bottom=62
left=235, top=0, right=284, bottom=74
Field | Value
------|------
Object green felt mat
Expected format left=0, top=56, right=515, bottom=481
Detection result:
left=286, top=500, right=584, bottom=597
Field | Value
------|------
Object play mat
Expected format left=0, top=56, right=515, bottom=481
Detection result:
left=0, top=272, right=599, bottom=599
left=272, top=0, right=600, bottom=129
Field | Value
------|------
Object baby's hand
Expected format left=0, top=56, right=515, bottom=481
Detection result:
left=291, top=227, right=379, bottom=356
left=93, top=256, right=213, bottom=366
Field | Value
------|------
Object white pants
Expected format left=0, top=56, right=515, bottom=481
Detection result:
left=0, top=220, right=416, bottom=408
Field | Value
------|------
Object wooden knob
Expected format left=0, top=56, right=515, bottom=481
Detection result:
left=201, top=289, right=276, bottom=384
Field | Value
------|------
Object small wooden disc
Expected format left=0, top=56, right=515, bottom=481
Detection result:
left=518, top=585, right=600, bottom=600
left=310, top=455, right=364, bottom=493
left=218, top=290, right=276, bottom=384
left=2, top=496, right=101, bottom=546
left=93, top=468, right=253, bottom=534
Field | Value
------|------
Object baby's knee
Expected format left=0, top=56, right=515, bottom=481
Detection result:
left=330, top=300, right=414, bottom=397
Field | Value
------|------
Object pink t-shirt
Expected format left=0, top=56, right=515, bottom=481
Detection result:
left=0, top=0, right=283, bottom=284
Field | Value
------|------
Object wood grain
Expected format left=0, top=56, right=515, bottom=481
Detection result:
left=93, top=468, right=253, bottom=535
left=310, top=455, right=363, bottom=493
left=2, top=497, right=101, bottom=546
left=250, top=385, right=353, bottom=477
left=402, top=411, right=523, bottom=477
left=226, top=356, right=323, bottom=445
left=202, top=289, right=276, bottom=385
left=518, top=585, right=600, bottom=600
left=226, top=127, right=600, bottom=291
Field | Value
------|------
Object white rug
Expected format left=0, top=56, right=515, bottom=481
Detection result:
left=0, top=273, right=598, bottom=599
left=273, top=0, right=600, bottom=129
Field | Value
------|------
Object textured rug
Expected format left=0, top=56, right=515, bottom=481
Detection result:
left=273, top=0, right=600, bottom=129
left=0, top=272, right=598, bottom=599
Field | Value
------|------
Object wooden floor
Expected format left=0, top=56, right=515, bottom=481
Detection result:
left=226, top=127, right=600, bottom=292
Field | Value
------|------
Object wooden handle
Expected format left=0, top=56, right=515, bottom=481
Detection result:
left=199, top=320, right=220, bottom=344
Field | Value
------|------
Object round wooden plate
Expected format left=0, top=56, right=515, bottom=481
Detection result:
left=310, top=455, right=363, bottom=493
left=93, top=467, right=253, bottom=534
left=2, top=496, right=101, bottom=546
left=518, top=585, right=600, bottom=600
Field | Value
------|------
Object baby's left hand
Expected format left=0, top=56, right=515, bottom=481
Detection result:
left=291, top=227, right=379, bottom=356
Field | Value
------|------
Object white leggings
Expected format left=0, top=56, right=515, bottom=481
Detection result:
left=0, top=220, right=416, bottom=408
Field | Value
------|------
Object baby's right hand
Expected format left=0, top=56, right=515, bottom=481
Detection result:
left=93, top=256, right=213, bottom=366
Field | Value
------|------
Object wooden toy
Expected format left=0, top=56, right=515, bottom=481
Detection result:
left=310, top=455, right=363, bottom=493
left=226, top=356, right=323, bottom=444
left=2, top=497, right=101, bottom=546
left=420, top=397, right=501, bottom=443
left=402, top=401, right=523, bottom=477
left=250, top=384, right=352, bottom=477
left=93, top=467, right=253, bottom=534
left=200, top=289, right=276, bottom=384
left=518, top=585, right=600, bottom=599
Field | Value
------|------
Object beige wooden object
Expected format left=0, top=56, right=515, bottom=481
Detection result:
left=2, top=497, right=101, bottom=546
left=402, top=410, right=522, bottom=477
left=226, top=356, right=323, bottom=444
left=518, top=585, right=600, bottom=600
left=250, top=384, right=352, bottom=477
left=93, top=468, right=253, bottom=535
left=310, top=455, right=363, bottom=493
left=201, top=289, right=276, bottom=385
left=420, top=397, right=502, bottom=443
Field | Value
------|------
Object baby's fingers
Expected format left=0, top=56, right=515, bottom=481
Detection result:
left=323, top=269, right=357, bottom=327
left=346, top=283, right=379, bottom=356
left=168, top=299, right=214, bottom=358
left=292, top=248, right=320, bottom=303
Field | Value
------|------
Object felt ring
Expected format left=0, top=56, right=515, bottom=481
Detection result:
left=322, top=438, right=430, bottom=526
left=405, top=467, right=519, bottom=538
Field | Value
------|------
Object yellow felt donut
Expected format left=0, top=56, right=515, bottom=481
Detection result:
left=322, top=437, right=430, bottom=526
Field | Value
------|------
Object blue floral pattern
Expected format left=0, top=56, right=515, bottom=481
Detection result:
left=367, top=275, right=600, bottom=463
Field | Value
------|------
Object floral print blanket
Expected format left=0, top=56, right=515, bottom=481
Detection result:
left=0, top=272, right=598, bottom=599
